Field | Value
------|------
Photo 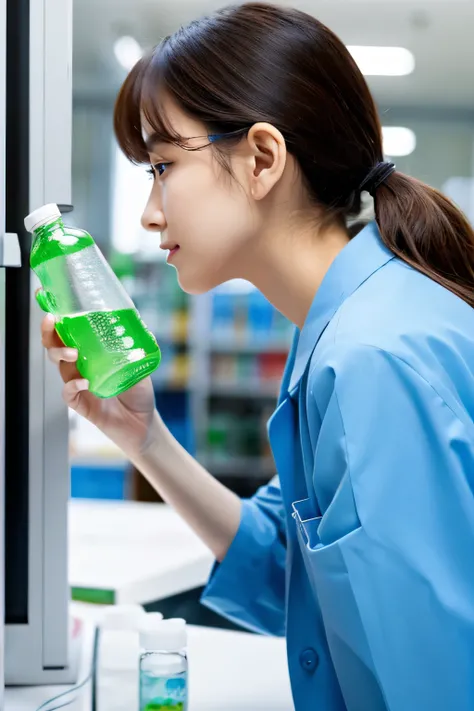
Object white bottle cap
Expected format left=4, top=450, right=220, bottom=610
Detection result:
left=24, top=203, right=61, bottom=233
left=145, top=611, right=164, bottom=623
left=100, top=604, right=146, bottom=631
left=140, top=618, right=187, bottom=652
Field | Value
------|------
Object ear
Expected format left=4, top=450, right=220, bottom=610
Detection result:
left=246, top=122, right=287, bottom=200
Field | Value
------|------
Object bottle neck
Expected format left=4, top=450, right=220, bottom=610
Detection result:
left=32, top=216, right=65, bottom=240
left=140, top=650, right=187, bottom=676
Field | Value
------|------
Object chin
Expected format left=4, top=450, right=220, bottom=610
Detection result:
left=174, top=256, right=235, bottom=294
left=176, top=270, right=219, bottom=296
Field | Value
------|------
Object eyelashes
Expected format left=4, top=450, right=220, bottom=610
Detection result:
left=146, top=162, right=172, bottom=179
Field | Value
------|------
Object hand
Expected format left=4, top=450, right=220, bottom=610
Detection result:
left=41, top=313, right=159, bottom=458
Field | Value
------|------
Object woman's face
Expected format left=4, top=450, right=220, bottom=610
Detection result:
left=141, top=101, right=261, bottom=294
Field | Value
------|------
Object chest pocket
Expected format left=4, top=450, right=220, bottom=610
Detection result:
left=296, top=365, right=321, bottom=519
left=291, top=362, right=363, bottom=600
left=292, top=496, right=387, bottom=711
left=290, top=390, right=382, bottom=710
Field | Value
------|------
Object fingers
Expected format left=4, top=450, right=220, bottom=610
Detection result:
left=62, top=378, right=92, bottom=418
left=40, top=313, right=93, bottom=419
left=41, top=313, right=64, bottom=349
left=63, top=377, right=89, bottom=401
left=47, top=346, right=78, bottom=366
left=41, top=315, right=78, bottom=366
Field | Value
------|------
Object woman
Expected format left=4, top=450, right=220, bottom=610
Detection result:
left=42, top=4, right=474, bottom=709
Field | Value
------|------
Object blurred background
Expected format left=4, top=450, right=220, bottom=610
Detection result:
left=68, top=0, right=474, bottom=503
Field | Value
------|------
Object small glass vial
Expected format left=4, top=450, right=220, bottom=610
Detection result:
left=139, top=619, right=188, bottom=711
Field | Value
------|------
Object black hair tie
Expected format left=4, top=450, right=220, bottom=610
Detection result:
left=358, top=161, right=396, bottom=197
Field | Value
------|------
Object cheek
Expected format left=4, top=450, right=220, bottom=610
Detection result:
left=183, top=198, right=252, bottom=256
left=173, top=213, right=254, bottom=295
left=164, top=165, right=250, bottom=244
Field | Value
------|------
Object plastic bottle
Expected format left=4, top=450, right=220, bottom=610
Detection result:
left=24, top=203, right=161, bottom=398
left=139, top=618, right=188, bottom=711
left=97, top=605, right=152, bottom=711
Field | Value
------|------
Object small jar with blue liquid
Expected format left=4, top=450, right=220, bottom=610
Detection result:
left=139, top=618, right=188, bottom=711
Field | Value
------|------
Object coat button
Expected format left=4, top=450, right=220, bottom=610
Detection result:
left=299, top=648, right=319, bottom=673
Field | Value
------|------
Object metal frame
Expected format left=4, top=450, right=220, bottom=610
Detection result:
left=4, top=0, right=79, bottom=685
left=0, top=0, right=6, bottom=698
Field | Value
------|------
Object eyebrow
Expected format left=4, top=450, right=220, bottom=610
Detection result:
left=144, top=132, right=164, bottom=153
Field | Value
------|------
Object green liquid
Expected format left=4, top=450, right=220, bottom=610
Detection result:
left=142, top=703, right=184, bottom=711
left=56, top=308, right=161, bottom=398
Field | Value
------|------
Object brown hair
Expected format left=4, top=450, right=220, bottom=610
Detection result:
left=114, top=2, right=474, bottom=307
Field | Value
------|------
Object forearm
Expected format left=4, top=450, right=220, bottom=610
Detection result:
left=130, top=411, right=241, bottom=561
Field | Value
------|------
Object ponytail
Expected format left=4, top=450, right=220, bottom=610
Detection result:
left=375, top=172, right=474, bottom=308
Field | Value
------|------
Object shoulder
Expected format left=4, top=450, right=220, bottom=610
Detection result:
left=307, top=327, right=473, bottom=446
left=332, top=258, right=473, bottom=352
left=310, top=258, right=474, bottom=395
left=307, top=339, right=463, bottom=466
left=308, top=339, right=409, bottom=392
left=306, top=339, right=410, bottom=428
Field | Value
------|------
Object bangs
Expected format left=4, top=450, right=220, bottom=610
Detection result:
left=113, top=42, right=183, bottom=165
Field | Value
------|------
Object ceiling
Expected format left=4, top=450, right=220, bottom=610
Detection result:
left=73, top=0, right=474, bottom=112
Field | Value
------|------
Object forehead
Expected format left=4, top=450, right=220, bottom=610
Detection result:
left=141, top=97, right=206, bottom=151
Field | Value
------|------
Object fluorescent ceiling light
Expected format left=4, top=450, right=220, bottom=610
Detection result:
left=382, top=126, right=417, bottom=157
left=347, top=45, right=415, bottom=76
left=114, top=36, right=143, bottom=71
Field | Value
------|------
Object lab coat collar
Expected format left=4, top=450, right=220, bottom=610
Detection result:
left=288, top=221, right=394, bottom=393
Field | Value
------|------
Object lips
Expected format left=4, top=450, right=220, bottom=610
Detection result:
left=160, top=241, right=179, bottom=252
left=161, top=243, right=180, bottom=263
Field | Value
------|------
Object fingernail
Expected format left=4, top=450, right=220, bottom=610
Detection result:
left=45, top=313, right=55, bottom=324
left=76, top=379, right=89, bottom=392
left=65, top=348, right=78, bottom=360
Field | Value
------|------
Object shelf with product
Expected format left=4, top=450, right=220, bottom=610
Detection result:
left=193, top=282, right=293, bottom=484
left=202, top=401, right=277, bottom=480
left=209, top=351, right=287, bottom=398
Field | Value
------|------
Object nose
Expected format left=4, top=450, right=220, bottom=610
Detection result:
left=141, top=190, right=167, bottom=232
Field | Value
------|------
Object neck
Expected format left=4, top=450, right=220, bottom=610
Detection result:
left=241, top=216, right=350, bottom=329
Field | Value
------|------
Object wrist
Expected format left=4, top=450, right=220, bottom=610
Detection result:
left=129, top=410, right=169, bottom=466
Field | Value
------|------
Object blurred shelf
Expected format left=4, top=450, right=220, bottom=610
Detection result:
left=152, top=381, right=190, bottom=392
left=200, top=455, right=275, bottom=478
left=156, top=338, right=189, bottom=347
left=209, top=380, right=280, bottom=398
left=70, top=454, right=128, bottom=468
left=210, top=337, right=290, bottom=353
left=154, top=331, right=188, bottom=346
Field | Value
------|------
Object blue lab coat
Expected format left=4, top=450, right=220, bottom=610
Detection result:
left=201, top=221, right=474, bottom=710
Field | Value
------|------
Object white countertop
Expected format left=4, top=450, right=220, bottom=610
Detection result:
left=6, top=603, right=294, bottom=711
left=69, top=500, right=214, bottom=604
left=7, top=500, right=293, bottom=709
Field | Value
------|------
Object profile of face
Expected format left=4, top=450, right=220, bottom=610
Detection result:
left=140, top=99, right=295, bottom=294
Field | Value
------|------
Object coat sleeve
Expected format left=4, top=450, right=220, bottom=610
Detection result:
left=200, top=475, right=287, bottom=636
left=306, top=344, right=474, bottom=711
